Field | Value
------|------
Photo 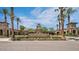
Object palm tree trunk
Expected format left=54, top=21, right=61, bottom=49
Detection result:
left=17, top=21, right=19, bottom=35
left=57, top=24, right=58, bottom=31
left=58, top=15, right=61, bottom=34
left=11, top=19, right=14, bottom=37
left=11, top=7, right=15, bottom=40
left=4, top=14, right=7, bottom=22
left=60, top=7, right=65, bottom=39
left=59, top=20, right=61, bottom=34
left=68, top=14, right=70, bottom=24
left=17, top=22, right=18, bottom=30
left=61, top=19, right=64, bottom=38
left=68, top=14, right=70, bottom=34
left=4, top=14, right=7, bottom=37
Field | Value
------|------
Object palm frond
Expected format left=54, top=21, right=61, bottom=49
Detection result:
left=67, top=7, right=77, bottom=14
left=63, top=11, right=68, bottom=18
left=16, top=17, right=21, bottom=23
left=0, top=8, right=10, bottom=16
left=7, top=12, right=10, bottom=16
left=63, top=7, right=77, bottom=19
left=3, top=8, right=8, bottom=14
left=55, top=9, right=59, bottom=12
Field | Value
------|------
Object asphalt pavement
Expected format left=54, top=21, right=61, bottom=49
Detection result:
left=0, top=41, right=79, bottom=51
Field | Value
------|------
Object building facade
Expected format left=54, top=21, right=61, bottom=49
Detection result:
left=66, top=22, right=78, bottom=35
left=0, top=22, right=9, bottom=37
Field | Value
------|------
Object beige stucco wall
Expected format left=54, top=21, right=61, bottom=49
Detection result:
left=0, top=22, right=9, bottom=36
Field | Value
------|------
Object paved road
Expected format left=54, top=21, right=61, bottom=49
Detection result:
left=0, top=41, right=79, bottom=51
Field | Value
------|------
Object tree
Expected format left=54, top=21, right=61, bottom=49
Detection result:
left=56, top=24, right=59, bottom=31
left=60, top=7, right=65, bottom=39
left=41, top=27, right=48, bottom=32
left=20, top=25, right=26, bottom=31
left=55, top=7, right=65, bottom=39
left=10, top=7, right=15, bottom=40
left=66, top=8, right=77, bottom=24
left=48, top=28, right=54, bottom=32
left=63, top=8, right=77, bottom=35
left=0, top=8, right=8, bottom=36
left=36, top=24, right=48, bottom=32
left=0, top=8, right=8, bottom=22
left=57, top=15, right=61, bottom=32
left=28, top=28, right=34, bottom=32
left=16, top=17, right=20, bottom=30
left=15, top=17, right=21, bottom=35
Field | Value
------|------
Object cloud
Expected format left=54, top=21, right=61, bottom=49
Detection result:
left=37, top=7, right=58, bottom=24
left=31, top=7, right=43, bottom=17
left=20, top=7, right=59, bottom=29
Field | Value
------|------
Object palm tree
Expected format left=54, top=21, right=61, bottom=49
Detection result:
left=66, top=8, right=77, bottom=24
left=0, top=8, right=8, bottom=36
left=16, top=17, right=20, bottom=35
left=0, top=8, right=8, bottom=22
left=65, top=8, right=77, bottom=34
left=59, top=7, right=65, bottom=39
left=10, top=7, right=15, bottom=40
left=16, top=18, right=20, bottom=30
left=56, top=24, right=58, bottom=30
left=20, top=25, right=26, bottom=35
left=55, top=7, right=65, bottom=39
left=57, top=15, right=61, bottom=32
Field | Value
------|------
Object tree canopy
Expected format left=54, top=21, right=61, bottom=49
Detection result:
left=20, top=25, right=26, bottom=30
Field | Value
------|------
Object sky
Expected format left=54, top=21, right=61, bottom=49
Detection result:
left=0, top=7, right=79, bottom=30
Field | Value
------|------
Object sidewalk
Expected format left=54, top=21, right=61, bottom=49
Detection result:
left=0, top=38, right=11, bottom=41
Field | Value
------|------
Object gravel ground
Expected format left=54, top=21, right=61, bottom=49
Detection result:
left=0, top=41, right=79, bottom=51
